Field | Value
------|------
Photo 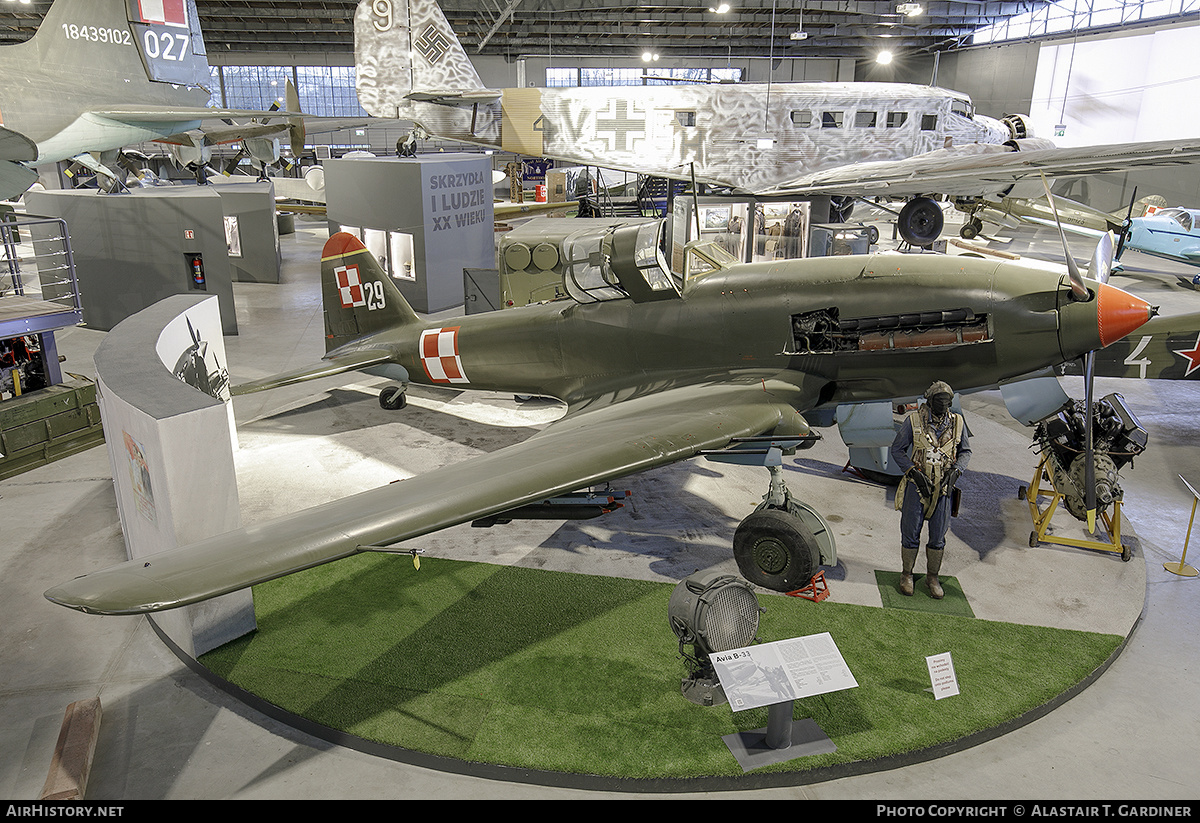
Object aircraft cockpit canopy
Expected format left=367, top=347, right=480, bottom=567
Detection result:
left=1155, top=208, right=1198, bottom=232
left=562, top=220, right=682, bottom=304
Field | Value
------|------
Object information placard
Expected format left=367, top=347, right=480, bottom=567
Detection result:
left=710, top=632, right=858, bottom=711
left=926, top=651, right=960, bottom=699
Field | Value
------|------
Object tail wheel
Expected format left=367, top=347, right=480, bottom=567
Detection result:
left=733, top=509, right=820, bottom=592
left=379, top=386, right=407, bottom=410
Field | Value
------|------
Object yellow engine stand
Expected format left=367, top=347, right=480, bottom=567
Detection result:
left=1019, top=454, right=1131, bottom=561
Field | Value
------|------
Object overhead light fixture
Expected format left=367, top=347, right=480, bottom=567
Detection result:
left=896, top=3, right=922, bottom=15
left=876, top=50, right=894, bottom=64
left=789, top=30, right=808, bottom=40
left=668, top=571, right=763, bottom=706
left=708, top=3, right=730, bottom=13
left=641, top=50, right=659, bottom=62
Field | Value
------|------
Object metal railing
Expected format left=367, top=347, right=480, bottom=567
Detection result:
left=0, top=212, right=83, bottom=338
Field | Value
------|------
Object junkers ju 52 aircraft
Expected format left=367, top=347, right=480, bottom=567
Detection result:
left=0, top=0, right=363, bottom=199
left=45, top=217, right=1156, bottom=615
left=354, top=0, right=1200, bottom=247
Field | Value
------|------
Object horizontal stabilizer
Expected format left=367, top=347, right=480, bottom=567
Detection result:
left=405, top=89, right=502, bottom=106
left=0, top=127, right=40, bottom=201
left=231, top=350, right=396, bottom=396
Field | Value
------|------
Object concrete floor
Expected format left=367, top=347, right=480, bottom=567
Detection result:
left=2, top=214, right=1199, bottom=800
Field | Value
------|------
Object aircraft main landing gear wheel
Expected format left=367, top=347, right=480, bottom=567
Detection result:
left=960, top=218, right=983, bottom=240
left=898, top=197, right=944, bottom=247
left=379, top=386, right=407, bottom=410
left=733, top=508, right=820, bottom=592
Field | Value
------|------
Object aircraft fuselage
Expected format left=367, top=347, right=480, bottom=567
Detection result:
left=397, top=84, right=1010, bottom=193
left=334, top=252, right=1136, bottom=415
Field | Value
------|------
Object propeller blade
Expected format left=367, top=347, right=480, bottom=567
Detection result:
left=286, top=80, right=306, bottom=158
left=1040, top=173, right=1088, bottom=300
left=1115, top=187, right=1136, bottom=259
left=1088, top=230, right=1115, bottom=285
left=1084, top=351, right=1097, bottom=534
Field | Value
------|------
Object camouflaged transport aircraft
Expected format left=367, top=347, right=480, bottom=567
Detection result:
left=353, top=0, right=1200, bottom=246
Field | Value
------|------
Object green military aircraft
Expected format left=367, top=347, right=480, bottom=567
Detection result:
left=44, top=222, right=1156, bottom=614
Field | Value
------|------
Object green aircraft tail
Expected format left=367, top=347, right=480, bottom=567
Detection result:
left=321, top=232, right=421, bottom=353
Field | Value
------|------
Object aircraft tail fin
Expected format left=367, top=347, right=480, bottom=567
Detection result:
left=354, top=0, right=487, bottom=117
left=28, top=0, right=212, bottom=91
left=1112, top=194, right=1168, bottom=220
left=321, top=232, right=421, bottom=353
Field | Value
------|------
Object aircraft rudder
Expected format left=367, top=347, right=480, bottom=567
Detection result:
left=321, top=232, right=420, bottom=351
left=355, top=0, right=484, bottom=117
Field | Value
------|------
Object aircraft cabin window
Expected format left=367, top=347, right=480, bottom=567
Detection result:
left=822, top=111, right=844, bottom=128
left=791, top=110, right=813, bottom=127
left=1179, top=213, right=1194, bottom=231
left=951, top=100, right=973, bottom=118
left=855, top=111, right=878, bottom=128
left=921, top=114, right=938, bottom=131
left=676, top=111, right=697, bottom=127
left=886, top=111, right=908, bottom=128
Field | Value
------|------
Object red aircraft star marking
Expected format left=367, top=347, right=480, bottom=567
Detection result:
left=1174, top=331, right=1200, bottom=377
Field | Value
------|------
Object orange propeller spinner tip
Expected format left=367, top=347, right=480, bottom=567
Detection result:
left=1097, top=282, right=1156, bottom=348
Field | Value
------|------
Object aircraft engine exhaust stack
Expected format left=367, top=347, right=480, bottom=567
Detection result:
left=668, top=572, right=763, bottom=706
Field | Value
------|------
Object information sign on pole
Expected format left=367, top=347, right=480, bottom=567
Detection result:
left=710, top=631, right=858, bottom=712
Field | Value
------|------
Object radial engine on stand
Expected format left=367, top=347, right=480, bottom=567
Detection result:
left=1032, top=393, right=1148, bottom=521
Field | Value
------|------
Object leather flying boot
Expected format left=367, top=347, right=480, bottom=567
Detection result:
left=926, top=546, right=945, bottom=599
left=900, top=547, right=918, bottom=596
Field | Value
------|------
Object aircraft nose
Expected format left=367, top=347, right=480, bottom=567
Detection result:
left=1097, top=282, right=1156, bottom=347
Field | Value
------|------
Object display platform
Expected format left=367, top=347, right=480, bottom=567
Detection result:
left=169, top=367, right=1146, bottom=791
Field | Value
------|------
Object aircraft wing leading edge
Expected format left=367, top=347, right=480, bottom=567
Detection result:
left=44, top=378, right=810, bottom=615
left=764, top=138, right=1200, bottom=200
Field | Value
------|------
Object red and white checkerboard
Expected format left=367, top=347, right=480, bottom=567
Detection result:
left=335, top=264, right=367, bottom=308
left=420, top=327, right=469, bottom=384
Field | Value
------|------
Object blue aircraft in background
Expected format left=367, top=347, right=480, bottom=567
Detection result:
left=1119, top=207, right=1200, bottom=287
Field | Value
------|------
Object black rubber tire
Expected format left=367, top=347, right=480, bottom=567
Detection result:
left=898, top=197, right=944, bottom=246
left=379, top=386, right=407, bottom=410
left=733, top=508, right=821, bottom=592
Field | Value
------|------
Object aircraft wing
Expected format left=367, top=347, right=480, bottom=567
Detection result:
left=44, top=376, right=812, bottom=615
left=0, top=126, right=40, bottom=201
left=230, top=349, right=397, bottom=396
left=762, top=138, right=1200, bottom=199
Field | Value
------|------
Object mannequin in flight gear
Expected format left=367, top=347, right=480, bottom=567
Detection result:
left=889, top=381, right=972, bottom=598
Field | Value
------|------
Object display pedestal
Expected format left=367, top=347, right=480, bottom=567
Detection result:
left=93, top=294, right=252, bottom=657
left=26, top=187, right=237, bottom=334
left=722, top=701, right=836, bottom=771
left=324, top=154, right=494, bottom=313
left=213, top=181, right=281, bottom=284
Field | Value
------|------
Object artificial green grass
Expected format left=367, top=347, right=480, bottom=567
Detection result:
left=199, top=555, right=1123, bottom=781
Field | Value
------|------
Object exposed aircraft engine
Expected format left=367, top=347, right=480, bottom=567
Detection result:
left=1032, top=393, right=1147, bottom=521
left=1001, top=113, right=1036, bottom=141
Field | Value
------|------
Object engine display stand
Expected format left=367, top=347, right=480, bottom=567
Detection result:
left=1019, top=454, right=1131, bottom=561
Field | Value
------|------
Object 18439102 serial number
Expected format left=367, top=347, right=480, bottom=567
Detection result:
left=61, top=23, right=193, bottom=62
